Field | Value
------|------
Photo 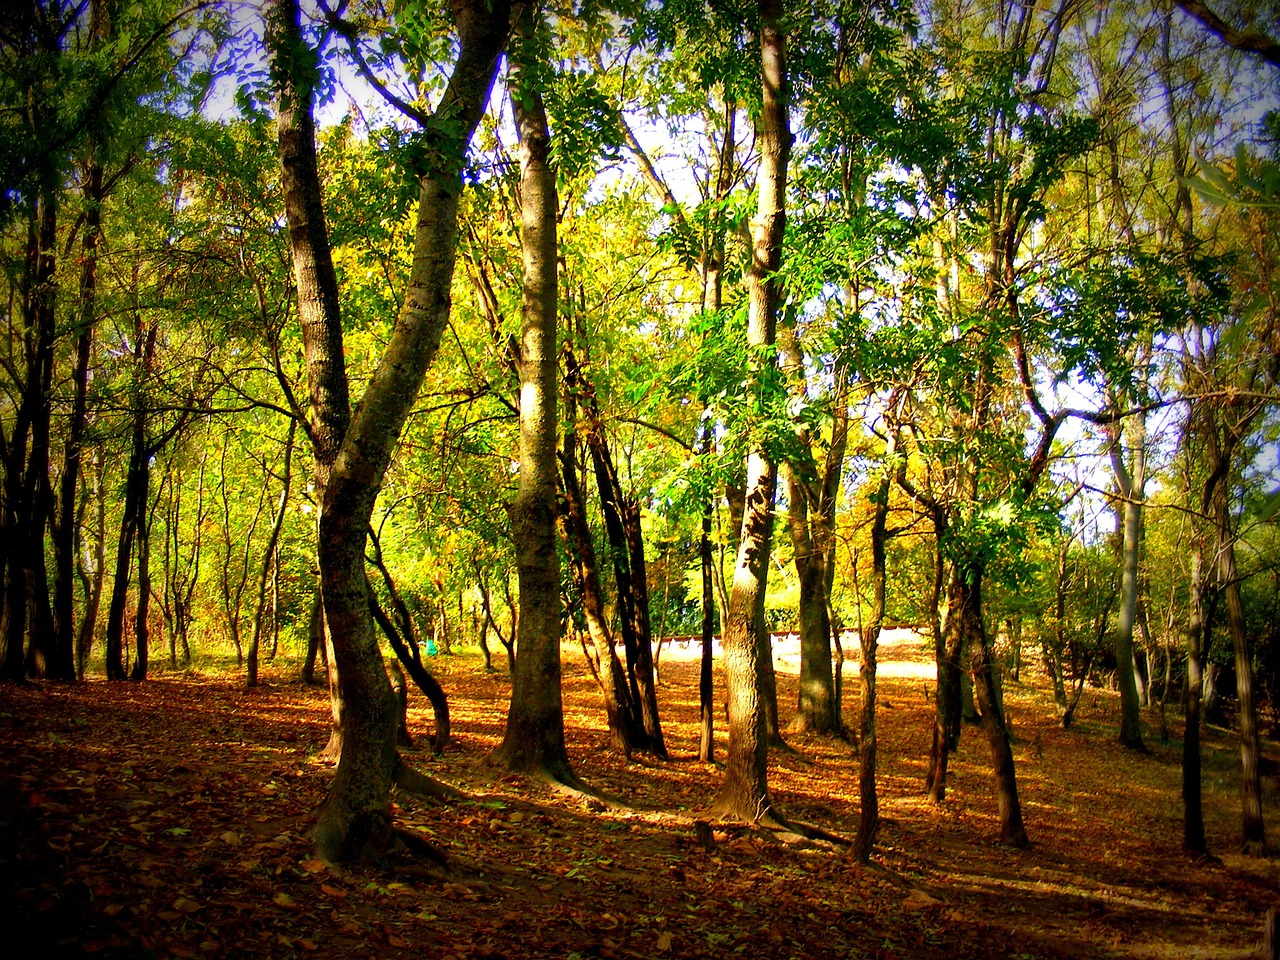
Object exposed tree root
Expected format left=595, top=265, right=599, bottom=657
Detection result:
left=393, top=826, right=450, bottom=867
left=707, top=797, right=848, bottom=849
left=393, top=756, right=464, bottom=801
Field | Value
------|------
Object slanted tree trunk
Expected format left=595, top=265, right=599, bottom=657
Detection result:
left=957, top=565, right=1029, bottom=847
left=558, top=391, right=642, bottom=755
left=579, top=366, right=666, bottom=757
left=493, top=2, right=575, bottom=785
left=713, top=0, right=790, bottom=825
left=271, top=0, right=510, bottom=862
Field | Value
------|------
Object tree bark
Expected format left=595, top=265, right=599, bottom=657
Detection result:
left=1108, top=419, right=1146, bottom=750
left=926, top=564, right=964, bottom=803
left=853, top=459, right=892, bottom=862
left=271, top=0, right=511, bottom=862
left=493, top=1, right=574, bottom=784
left=1212, top=474, right=1268, bottom=855
left=1182, top=543, right=1207, bottom=854
left=958, top=566, right=1029, bottom=847
left=713, top=0, right=790, bottom=824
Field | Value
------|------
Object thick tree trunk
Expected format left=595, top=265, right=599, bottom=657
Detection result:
left=494, top=3, right=574, bottom=784
left=713, top=0, right=789, bottom=824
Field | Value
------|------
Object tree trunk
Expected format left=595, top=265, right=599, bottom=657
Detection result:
left=699, top=479, right=716, bottom=764
left=853, top=462, right=892, bottom=862
left=302, top=579, right=323, bottom=685
left=494, top=3, right=574, bottom=784
left=713, top=0, right=789, bottom=825
left=53, top=152, right=103, bottom=680
left=959, top=566, right=1029, bottom=847
left=76, top=453, right=107, bottom=679
left=129, top=461, right=153, bottom=682
left=1183, top=544, right=1207, bottom=854
left=105, top=324, right=157, bottom=681
left=1213, top=481, right=1268, bottom=855
left=247, top=422, right=295, bottom=689
left=785, top=462, right=839, bottom=735
left=271, top=0, right=511, bottom=862
left=1108, top=420, right=1146, bottom=750
left=926, top=568, right=964, bottom=803
left=558, top=411, right=641, bottom=755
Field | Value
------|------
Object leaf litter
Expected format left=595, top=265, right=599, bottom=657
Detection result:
left=0, top=645, right=1276, bottom=960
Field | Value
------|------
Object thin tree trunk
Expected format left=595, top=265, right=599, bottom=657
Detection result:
left=129, top=464, right=153, bottom=682
left=247, top=421, right=295, bottom=688
left=959, top=567, right=1029, bottom=847
left=76, top=453, right=106, bottom=679
left=53, top=152, right=103, bottom=680
left=1183, top=544, right=1207, bottom=854
left=699, top=431, right=717, bottom=763
left=854, top=459, right=892, bottom=862
left=558, top=405, right=641, bottom=755
left=1109, top=419, right=1146, bottom=750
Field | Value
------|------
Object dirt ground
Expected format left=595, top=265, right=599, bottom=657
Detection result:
left=1, top=632, right=1277, bottom=959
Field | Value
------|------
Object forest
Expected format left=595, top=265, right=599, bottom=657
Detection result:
left=2, top=0, right=1279, bottom=957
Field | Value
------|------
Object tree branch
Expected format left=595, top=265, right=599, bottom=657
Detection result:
left=1171, top=0, right=1280, bottom=69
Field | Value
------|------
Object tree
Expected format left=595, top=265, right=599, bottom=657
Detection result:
left=712, top=0, right=791, bottom=827
left=269, top=0, right=512, bottom=862
left=492, top=0, right=577, bottom=786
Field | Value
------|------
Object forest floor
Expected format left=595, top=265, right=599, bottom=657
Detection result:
left=2, top=632, right=1278, bottom=960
